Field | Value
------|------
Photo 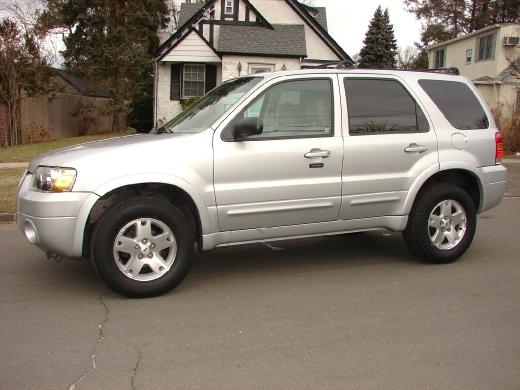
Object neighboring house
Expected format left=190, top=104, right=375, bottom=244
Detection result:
left=428, top=23, right=520, bottom=119
left=154, top=0, right=352, bottom=124
left=0, top=69, right=113, bottom=146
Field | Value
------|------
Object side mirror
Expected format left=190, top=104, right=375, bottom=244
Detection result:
left=233, top=117, right=263, bottom=140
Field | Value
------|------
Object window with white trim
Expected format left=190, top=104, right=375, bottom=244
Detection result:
left=434, top=48, right=445, bottom=68
left=183, top=64, right=205, bottom=98
left=465, top=49, right=472, bottom=63
left=224, top=0, right=233, bottom=15
left=477, top=33, right=496, bottom=61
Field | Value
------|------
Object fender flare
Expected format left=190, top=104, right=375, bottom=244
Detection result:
left=403, top=161, right=484, bottom=215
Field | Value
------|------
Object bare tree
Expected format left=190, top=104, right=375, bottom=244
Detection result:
left=0, top=1, right=54, bottom=145
left=397, top=45, right=418, bottom=70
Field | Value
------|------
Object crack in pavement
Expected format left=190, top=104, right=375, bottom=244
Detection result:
left=68, top=295, right=109, bottom=390
left=130, top=345, right=143, bottom=390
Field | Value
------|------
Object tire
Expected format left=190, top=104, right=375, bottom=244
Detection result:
left=91, top=196, right=194, bottom=298
left=403, top=183, right=476, bottom=263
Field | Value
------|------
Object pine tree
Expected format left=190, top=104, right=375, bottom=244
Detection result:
left=358, top=6, right=398, bottom=68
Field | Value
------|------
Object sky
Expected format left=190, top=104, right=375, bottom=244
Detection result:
left=312, top=0, right=423, bottom=56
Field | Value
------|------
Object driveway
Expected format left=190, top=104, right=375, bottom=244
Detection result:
left=1, top=196, right=519, bottom=389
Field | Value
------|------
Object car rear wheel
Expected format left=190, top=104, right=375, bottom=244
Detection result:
left=91, top=197, right=194, bottom=297
left=403, top=184, right=476, bottom=263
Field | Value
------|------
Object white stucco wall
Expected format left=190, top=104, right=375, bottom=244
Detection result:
left=428, top=24, right=520, bottom=80
left=155, top=62, right=182, bottom=125
left=221, top=55, right=301, bottom=81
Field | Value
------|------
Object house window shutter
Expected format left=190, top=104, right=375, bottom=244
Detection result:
left=205, top=64, right=217, bottom=93
left=170, top=64, right=182, bottom=100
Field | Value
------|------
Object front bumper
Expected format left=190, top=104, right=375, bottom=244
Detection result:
left=16, top=172, right=99, bottom=258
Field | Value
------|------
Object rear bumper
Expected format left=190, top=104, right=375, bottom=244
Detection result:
left=477, top=164, right=508, bottom=212
left=16, top=172, right=99, bottom=258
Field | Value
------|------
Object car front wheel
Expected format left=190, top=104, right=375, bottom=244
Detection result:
left=91, top=197, right=194, bottom=297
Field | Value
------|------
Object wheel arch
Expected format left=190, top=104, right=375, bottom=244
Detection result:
left=81, top=177, right=214, bottom=258
left=404, top=167, right=483, bottom=215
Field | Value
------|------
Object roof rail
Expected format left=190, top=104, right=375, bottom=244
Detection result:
left=421, top=67, right=460, bottom=75
left=311, top=60, right=355, bottom=69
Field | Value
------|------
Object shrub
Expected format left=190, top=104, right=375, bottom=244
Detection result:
left=22, top=122, right=52, bottom=144
left=493, top=107, right=520, bottom=154
left=181, top=97, right=200, bottom=111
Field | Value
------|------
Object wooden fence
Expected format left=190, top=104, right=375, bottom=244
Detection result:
left=19, top=92, right=113, bottom=143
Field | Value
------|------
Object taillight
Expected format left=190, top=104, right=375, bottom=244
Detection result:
left=495, top=132, right=503, bottom=164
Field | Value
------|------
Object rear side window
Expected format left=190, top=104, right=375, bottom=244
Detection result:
left=344, top=78, right=429, bottom=135
left=418, top=79, right=489, bottom=130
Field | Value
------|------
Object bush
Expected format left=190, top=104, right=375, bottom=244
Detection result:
left=493, top=107, right=520, bottom=154
left=127, top=94, right=153, bottom=133
left=181, top=97, right=200, bottom=111
left=22, top=123, right=52, bottom=144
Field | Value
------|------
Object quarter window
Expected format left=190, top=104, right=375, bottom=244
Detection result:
left=344, top=79, right=429, bottom=136
left=225, top=79, right=333, bottom=140
left=478, top=33, right=496, bottom=61
left=419, top=79, right=489, bottom=130
left=183, top=64, right=205, bottom=98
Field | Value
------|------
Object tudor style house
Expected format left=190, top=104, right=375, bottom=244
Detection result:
left=428, top=23, right=520, bottom=119
left=153, top=0, right=351, bottom=124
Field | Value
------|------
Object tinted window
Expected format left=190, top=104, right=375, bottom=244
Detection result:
left=225, top=79, right=333, bottom=140
left=344, top=79, right=429, bottom=135
left=419, top=79, right=489, bottom=130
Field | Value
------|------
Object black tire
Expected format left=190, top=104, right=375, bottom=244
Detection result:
left=403, top=183, right=476, bottom=263
left=91, top=196, right=194, bottom=298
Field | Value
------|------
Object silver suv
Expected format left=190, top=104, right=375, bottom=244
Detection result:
left=17, top=69, right=507, bottom=297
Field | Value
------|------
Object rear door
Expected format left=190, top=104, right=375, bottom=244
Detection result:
left=339, top=75, right=439, bottom=220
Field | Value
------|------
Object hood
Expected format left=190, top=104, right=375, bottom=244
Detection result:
left=27, top=130, right=215, bottom=193
left=28, top=133, right=191, bottom=172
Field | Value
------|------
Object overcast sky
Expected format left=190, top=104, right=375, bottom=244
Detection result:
left=313, top=0, right=423, bottom=56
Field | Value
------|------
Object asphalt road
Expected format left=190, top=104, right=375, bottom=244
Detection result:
left=1, top=181, right=519, bottom=389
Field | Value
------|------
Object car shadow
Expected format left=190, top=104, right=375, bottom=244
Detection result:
left=182, top=230, right=419, bottom=291
left=32, top=230, right=416, bottom=298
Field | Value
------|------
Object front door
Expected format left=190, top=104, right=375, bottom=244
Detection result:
left=213, top=76, right=343, bottom=232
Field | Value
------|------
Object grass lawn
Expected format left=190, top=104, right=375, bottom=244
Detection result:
left=0, top=168, right=26, bottom=216
left=0, top=131, right=134, bottom=163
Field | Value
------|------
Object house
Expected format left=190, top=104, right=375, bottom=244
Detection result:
left=427, top=23, right=520, bottom=119
left=153, top=0, right=352, bottom=124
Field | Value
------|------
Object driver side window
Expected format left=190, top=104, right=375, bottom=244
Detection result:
left=224, top=79, right=334, bottom=141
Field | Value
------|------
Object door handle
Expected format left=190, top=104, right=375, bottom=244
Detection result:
left=404, top=144, right=428, bottom=153
left=304, top=149, right=332, bottom=158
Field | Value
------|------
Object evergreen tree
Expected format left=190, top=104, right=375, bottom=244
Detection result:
left=358, top=6, right=398, bottom=68
left=38, top=0, right=169, bottom=130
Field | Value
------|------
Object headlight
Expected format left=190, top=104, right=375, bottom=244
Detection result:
left=34, top=166, right=77, bottom=192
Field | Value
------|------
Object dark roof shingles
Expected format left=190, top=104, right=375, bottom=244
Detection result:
left=217, top=24, right=307, bottom=56
left=178, top=2, right=203, bottom=28
left=312, top=7, right=328, bottom=31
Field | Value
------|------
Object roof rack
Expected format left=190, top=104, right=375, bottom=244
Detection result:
left=421, top=67, right=460, bottom=75
left=311, top=60, right=355, bottom=69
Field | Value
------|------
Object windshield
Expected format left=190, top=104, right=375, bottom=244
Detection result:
left=160, top=77, right=262, bottom=133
